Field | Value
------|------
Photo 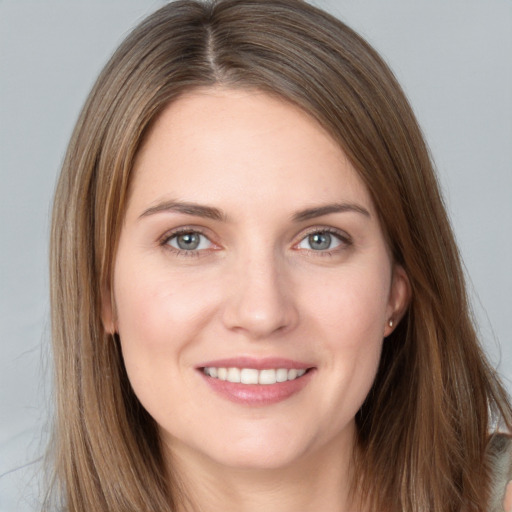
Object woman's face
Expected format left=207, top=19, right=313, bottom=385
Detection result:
left=104, top=88, right=409, bottom=472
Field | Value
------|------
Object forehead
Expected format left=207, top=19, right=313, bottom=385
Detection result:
left=128, top=87, right=375, bottom=219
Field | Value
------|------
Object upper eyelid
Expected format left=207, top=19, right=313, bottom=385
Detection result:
left=295, top=225, right=352, bottom=242
left=159, top=226, right=212, bottom=244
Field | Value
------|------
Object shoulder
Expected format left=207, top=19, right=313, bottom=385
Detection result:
left=486, top=433, right=512, bottom=512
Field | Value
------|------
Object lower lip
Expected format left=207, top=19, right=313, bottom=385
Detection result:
left=199, top=369, right=315, bottom=406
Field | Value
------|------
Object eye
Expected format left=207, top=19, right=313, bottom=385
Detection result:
left=296, top=230, right=348, bottom=252
left=165, top=230, right=213, bottom=252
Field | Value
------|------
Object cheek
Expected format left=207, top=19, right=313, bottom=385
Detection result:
left=307, top=262, right=391, bottom=343
left=112, top=257, right=220, bottom=399
left=302, top=263, right=390, bottom=414
left=114, top=261, right=216, bottom=350
left=112, top=263, right=223, bottom=432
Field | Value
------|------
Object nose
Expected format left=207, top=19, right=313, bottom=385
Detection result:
left=221, top=251, right=299, bottom=340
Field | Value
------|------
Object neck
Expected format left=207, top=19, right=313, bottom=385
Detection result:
left=165, top=429, right=361, bottom=512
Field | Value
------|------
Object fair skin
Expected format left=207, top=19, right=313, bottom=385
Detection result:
left=506, top=481, right=512, bottom=512
left=103, top=88, right=410, bottom=512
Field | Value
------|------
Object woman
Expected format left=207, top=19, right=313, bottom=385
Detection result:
left=47, top=0, right=512, bottom=510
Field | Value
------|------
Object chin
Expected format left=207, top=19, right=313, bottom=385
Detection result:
left=165, top=422, right=316, bottom=473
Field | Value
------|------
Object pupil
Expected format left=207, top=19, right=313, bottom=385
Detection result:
left=309, top=232, right=331, bottom=250
left=177, top=233, right=200, bottom=250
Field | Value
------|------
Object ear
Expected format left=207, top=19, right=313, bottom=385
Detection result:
left=384, top=264, right=411, bottom=337
left=100, top=281, right=117, bottom=335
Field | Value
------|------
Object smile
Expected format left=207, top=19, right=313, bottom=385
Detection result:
left=198, top=358, right=314, bottom=405
left=202, top=367, right=307, bottom=385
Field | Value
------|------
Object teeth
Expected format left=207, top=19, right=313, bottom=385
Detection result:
left=240, top=368, right=259, bottom=384
left=227, top=367, right=240, bottom=383
left=203, top=367, right=307, bottom=384
left=259, top=369, right=276, bottom=385
left=276, top=368, right=288, bottom=382
left=288, top=369, right=298, bottom=380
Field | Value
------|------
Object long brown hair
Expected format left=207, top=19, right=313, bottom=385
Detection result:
left=48, top=1, right=512, bottom=510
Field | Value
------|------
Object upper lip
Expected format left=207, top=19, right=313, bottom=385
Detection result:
left=197, top=357, right=313, bottom=370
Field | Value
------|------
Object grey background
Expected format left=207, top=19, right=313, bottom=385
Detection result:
left=1, top=1, right=511, bottom=510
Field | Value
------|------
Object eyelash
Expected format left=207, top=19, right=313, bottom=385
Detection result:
left=159, top=226, right=352, bottom=258
left=159, top=227, right=213, bottom=258
left=295, top=227, right=352, bottom=257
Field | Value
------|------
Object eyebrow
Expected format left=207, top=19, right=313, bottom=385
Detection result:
left=139, top=200, right=370, bottom=222
left=291, top=203, right=371, bottom=222
left=139, top=200, right=226, bottom=221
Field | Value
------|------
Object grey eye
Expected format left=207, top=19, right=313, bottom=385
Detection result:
left=168, top=232, right=210, bottom=251
left=308, top=232, right=332, bottom=250
left=297, top=231, right=344, bottom=251
left=177, top=233, right=200, bottom=250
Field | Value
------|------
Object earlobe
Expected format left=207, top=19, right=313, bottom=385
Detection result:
left=384, top=264, right=411, bottom=336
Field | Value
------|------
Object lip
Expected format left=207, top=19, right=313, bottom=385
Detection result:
left=196, top=357, right=315, bottom=406
left=197, top=356, right=312, bottom=370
